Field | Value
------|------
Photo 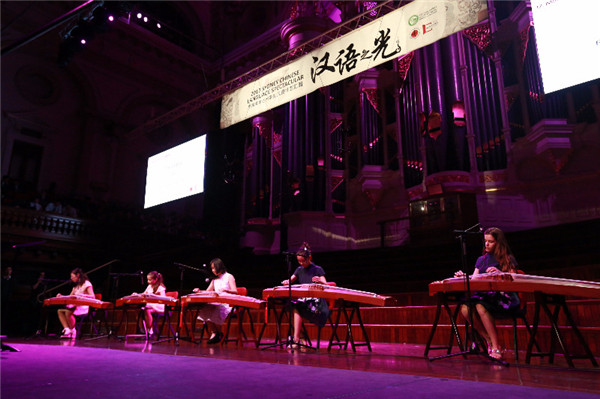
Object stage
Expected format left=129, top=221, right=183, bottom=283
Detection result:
left=2, top=337, right=598, bottom=399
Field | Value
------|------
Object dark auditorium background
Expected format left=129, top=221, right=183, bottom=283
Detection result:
left=1, top=0, right=599, bottom=340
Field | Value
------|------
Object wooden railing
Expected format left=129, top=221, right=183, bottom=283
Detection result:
left=1, top=206, right=101, bottom=243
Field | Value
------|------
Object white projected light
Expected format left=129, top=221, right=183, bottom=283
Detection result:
left=531, top=0, right=600, bottom=94
left=144, top=135, right=206, bottom=208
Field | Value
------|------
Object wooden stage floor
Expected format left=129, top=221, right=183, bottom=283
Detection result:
left=4, top=336, right=599, bottom=395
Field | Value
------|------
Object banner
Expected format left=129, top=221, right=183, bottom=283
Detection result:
left=220, top=0, right=488, bottom=129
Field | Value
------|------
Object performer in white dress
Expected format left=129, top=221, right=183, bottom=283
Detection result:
left=131, top=271, right=166, bottom=337
left=57, top=268, right=95, bottom=339
left=193, top=258, right=238, bottom=344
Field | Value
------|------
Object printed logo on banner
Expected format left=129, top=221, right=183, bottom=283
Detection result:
left=422, top=21, right=437, bottom=35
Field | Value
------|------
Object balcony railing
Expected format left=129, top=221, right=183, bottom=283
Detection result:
left=1, top=207, right=99, bottom=243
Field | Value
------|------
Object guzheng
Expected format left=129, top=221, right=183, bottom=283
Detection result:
left=429, top=273, right=600, bottom=299
left=115, top=293, right=178, bottom=307
left=181, top=292, right=266, bottom=309
left=262, top=284, right=396, bottom=306
left=43, top=295, right=112, bottom=309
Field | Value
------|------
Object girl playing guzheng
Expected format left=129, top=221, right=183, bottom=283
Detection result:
left=57, top=268, right=95, bottom=339
left=193, top=258, right=238, bottom=344
left=132, top=271, right=166, bottom=338
left=281, top=242, right=330, bottom=347
left=454, top=227, right=520, bottom=360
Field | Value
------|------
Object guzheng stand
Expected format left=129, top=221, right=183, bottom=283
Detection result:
left=424, top=292, right=468, bottom=357
left=81, top=303, right=114, bottom=341
left=41, top=296, right=113, bottom=339
left=526, top=292, right=598, bottom=368
left=260, top=284, right=395, bottom=352
left=172, top=262, right=212, bottom=345
left=100, top=271, right=144, bottom=341
left=179, top=293, right=265, bottom=347
left=258, top=297, right=341, bottom=350
left=261, top=253, right=315, bottom=352
left=179, top=302, right=207, bottom=344
left=328, top=299, right=371, bottom=352
left=114, top=295, right=178, bottom=343
left=153, top=302, right=180, bottom=345
left=427, top=274, right=599, bottom=368
left=257, top=298, right=285, bottom=347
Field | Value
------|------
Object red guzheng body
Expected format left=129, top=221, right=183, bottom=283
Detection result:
left=115, top=293, right=178, bottom=307
left=43, top=295, right=112, bottom=309
left=262, top=284, right=396, bottom=306
left=428, top=273, right=600, bottom=298
left=180, top=292, right=265, bottom=309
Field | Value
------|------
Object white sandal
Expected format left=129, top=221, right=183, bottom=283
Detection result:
left=488, top=348, right=503, bottom=360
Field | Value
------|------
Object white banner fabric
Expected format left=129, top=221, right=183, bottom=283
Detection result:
left=220, top=0, right=488, bottom=129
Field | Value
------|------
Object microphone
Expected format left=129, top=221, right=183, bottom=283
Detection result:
left=453, top=223, right=483, bottom=234
left=203, top=264, right=211, bottom=283
left=138, top=270, right=144, bottom=285
left=281, top=251, right=297, bottom=256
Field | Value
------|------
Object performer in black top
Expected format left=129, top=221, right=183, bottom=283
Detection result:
left=281, top=242, right=330, bottom=346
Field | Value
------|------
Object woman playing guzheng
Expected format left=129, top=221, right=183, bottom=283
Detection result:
left=454, top=227, right=520, bottom=360
left=281, top=242, right=330, bottom=348
left=56, top=268, right=95, bottom=339
left=193, top=258, right=238, bottom=344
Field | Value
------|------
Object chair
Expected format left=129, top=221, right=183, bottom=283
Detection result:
left=221, top=287, right=260, bottom=347
left=154, top=291, right=178, bottom=340
left=299, top=282, right=342, bottom=350
left=75, top=293, right=103, bottom=339
left=452, top=270, right=540, bottom=361
left=493, top=271, right=541, bottom=361
left=140, top=291, right=178, bottom=340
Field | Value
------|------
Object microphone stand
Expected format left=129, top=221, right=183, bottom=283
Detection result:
left=171, top=262, right=212, bottom=345
left=430, top=223, right=508, bottom=366
left=262, top=253, right=314, bottom=352
left=91, top=272, right=141, bottom=341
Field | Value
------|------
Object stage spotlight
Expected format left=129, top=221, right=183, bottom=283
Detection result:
left=136, top=12, right=142, bottom=19
left=58, top=1, right=135, bottom=66
left=143, top=16, right=148, bottom=23
left=156, top=22, right=161, bottom=29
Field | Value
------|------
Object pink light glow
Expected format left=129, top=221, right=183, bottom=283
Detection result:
left=367, top=137, right=380, bottom=149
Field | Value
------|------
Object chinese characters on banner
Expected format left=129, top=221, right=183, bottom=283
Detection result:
left=220, top=0, right=488, bottom=129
